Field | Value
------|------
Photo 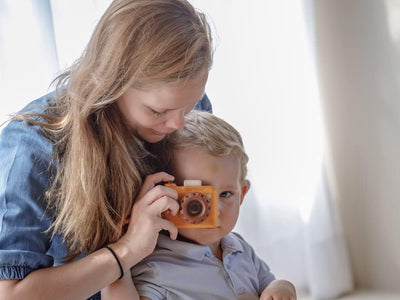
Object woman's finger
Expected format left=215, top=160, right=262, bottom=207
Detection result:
left=128, top=194, right=179, bottom=234
left=136, top=184, right=178, bottom=207
left=157, top=218, right=179, bottom=240
left=147, top=195, right=180, bottom=216
left=136, top=172, right=175, bottom=200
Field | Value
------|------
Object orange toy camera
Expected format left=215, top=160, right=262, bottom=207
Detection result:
left=163, top=180, right=218, bottom=228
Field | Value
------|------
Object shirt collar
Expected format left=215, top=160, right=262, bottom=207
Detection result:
left=221, top=233, right=244, bottom=255
left=156, top=233, right=244, bottom=261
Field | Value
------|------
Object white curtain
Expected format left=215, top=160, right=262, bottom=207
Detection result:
left=190, top=0, right=353, bottom=298
left=0, top=1, right=353, bottom=298
left=0, top=0, right=111, bottom=125
left=0, top=0, right=58, bottom=124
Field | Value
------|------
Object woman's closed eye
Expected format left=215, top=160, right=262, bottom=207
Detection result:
left=149, top=107, right=166, bottom=117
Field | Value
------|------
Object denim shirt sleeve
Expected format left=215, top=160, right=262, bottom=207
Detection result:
left=0, top=110, right=55, bottom=279
left=194, top=93, right=212, bottom=113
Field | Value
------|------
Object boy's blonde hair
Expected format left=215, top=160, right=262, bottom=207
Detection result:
left=167, top=111, right=248, bottom=183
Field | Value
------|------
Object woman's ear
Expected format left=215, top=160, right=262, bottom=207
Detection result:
left=240, top=179, right=251, bottom=205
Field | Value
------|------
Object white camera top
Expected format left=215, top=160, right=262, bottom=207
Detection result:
left=183, top=180, right=202, bottom=186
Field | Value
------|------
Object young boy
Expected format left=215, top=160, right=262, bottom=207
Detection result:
left=102, top=111, right=296, bottom=300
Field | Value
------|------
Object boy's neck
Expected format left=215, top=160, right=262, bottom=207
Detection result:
left=209, top=242, right=223, bottom=260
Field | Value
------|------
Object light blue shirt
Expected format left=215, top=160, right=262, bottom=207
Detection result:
left=0, top=92, right=212, bottom=300
left=132, top=232, right=276, bottom=300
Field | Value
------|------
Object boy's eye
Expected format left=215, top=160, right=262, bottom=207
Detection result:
left=219, top=191, right=232, bottom=198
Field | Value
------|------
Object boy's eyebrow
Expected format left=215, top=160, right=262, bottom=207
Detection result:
left=216, top=184, right=239, bottom=191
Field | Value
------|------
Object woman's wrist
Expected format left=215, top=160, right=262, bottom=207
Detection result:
left=103, top=245, right=124, bottom=280
left=107, top=238, right=144, bottom=275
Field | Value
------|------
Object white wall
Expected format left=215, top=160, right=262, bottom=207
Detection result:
left=0, top=0, right=111, bottom=126
left=0, top=0, right=58, bottom=125
left=312, top=0, right=400, bottom=292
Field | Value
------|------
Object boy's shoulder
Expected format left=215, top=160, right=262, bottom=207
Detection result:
left=222, top=231, right=254, bottom=253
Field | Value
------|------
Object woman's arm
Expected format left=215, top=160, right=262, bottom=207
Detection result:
left=0, top=246, right=131, bottom=300
left=101, top=272, right=140, bottom=300
left=0, top=172, right=179, bottom=300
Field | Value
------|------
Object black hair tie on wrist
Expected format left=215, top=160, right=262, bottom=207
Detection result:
left=103, top=245, right=124, bottom=280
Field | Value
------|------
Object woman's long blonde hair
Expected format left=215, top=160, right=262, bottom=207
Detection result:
left=18, top=0, right=212, bottom=260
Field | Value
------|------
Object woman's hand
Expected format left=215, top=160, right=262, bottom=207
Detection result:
left=111, top=172, right=180, bottom=269
left=260, top=280, right=297, bottom=300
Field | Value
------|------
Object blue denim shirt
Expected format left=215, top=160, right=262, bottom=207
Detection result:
left=0, top=92, right=212, bottom=300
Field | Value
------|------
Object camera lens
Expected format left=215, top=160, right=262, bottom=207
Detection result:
left=180, top=192, right=211, bottom=224
left=187, top=200, right=203, bottom=216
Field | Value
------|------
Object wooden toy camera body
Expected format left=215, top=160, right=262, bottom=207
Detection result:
left=163, top=180, right=218, bottom=228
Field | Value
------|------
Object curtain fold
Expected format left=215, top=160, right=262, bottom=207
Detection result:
left=304, top=163, right=353, bottom=298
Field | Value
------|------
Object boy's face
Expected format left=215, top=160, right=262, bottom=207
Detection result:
left=171, top=147, right=250, bottom=254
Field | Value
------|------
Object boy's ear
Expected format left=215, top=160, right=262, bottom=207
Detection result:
left=240, top=179, right=251, bottom=205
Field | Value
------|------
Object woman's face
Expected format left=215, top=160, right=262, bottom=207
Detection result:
left=116, top=71, right=208, bottom=143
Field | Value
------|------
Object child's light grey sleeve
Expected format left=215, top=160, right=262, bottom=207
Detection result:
left=256, top=255, right=276, bottom=293
left=243, top=236, right=276, bottom=293
left=232, top=232, right=276, bottom=294
left=131, top=262, right=168, bottom=300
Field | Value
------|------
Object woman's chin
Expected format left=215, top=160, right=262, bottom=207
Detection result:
left=141, top=130, right=167, bottom=143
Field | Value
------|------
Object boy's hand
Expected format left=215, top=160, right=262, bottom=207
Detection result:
left=260, top=280, right=297, bottom=300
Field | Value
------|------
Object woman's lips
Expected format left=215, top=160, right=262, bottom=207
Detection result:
left=151, top=129, right=174, bottom=135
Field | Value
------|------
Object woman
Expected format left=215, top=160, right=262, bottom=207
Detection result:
left=0, top=0, right=212, bottom=299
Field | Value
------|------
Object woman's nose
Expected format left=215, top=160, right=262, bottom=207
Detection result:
left=166, top=110, right=185, bottom=130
